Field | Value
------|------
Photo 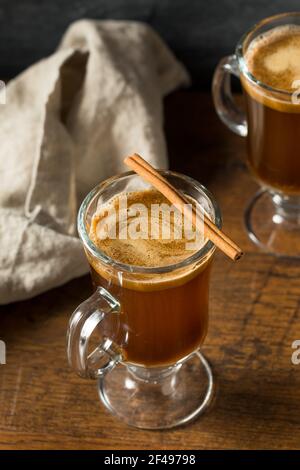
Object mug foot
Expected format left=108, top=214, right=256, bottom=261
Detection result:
left=245, top=189, right=300, bottom=258
left=97, top=350, right=214, bottom=430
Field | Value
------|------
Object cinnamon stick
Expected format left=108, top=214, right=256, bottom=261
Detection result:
left=124, top=153, right=243, bottom=261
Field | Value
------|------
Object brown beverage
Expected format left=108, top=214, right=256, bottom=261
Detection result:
left=87, top=189, right=213, bottom=367
left=242, top=25, right=300, bottom=195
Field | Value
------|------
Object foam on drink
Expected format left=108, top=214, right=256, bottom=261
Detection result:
left=89, top=189, right=205, bottom=268
left=245, top=25, right=300, bottom=91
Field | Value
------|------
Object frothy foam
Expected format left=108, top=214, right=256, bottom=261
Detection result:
left=245, top=25, right=300, bottom=91
left=89, top=189, right=206, bottom=268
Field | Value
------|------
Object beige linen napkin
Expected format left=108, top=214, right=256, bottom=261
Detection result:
left=0, top=20, right=189, bottom=304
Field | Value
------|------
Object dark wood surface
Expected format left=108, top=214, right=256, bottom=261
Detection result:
left=0, top=91, right=300, bottom=450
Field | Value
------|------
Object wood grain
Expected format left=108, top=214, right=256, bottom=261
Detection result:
left=0, top=91, right=300, bottom=449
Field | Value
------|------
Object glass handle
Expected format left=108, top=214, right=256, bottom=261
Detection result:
left=67, top=286, right=123, bottom=379
left=212, top=54, right=248, bottom=137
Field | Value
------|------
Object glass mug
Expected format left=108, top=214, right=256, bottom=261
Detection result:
left=67, top=171, right=221, bottom=429
left=213, top=12, right=300, bottom=257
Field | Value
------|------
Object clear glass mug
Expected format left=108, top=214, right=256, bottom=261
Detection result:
left=67, top=171, right=221, bottom=429
left=213, top=12, right=300, bottom=257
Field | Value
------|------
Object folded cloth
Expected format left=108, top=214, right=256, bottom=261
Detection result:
left=0, top=20, right=189, bottom=304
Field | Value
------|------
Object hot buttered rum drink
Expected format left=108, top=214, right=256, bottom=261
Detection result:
left=243, top=25, right=300, bottom=194
left=87, top=189, right=213, bottom=367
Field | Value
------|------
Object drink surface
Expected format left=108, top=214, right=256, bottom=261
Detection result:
left=89, top=189, right=204, bottom=268
left=246, top=25, right=300, bottom=92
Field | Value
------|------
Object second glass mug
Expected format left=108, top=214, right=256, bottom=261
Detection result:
left=213, top=12, right=300, bottom=258
left=67, top=171, right=221, bottom=429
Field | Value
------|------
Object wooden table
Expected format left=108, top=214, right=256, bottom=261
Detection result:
left=1, top=91, right=300, bottom=450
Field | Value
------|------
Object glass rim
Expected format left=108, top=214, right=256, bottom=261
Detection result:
left=236, top=11, right=300, bottom=97
left=77, top=170, right=222, bottom=275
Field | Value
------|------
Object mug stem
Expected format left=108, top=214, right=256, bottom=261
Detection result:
left=271, top=192, right=300, bottom=224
